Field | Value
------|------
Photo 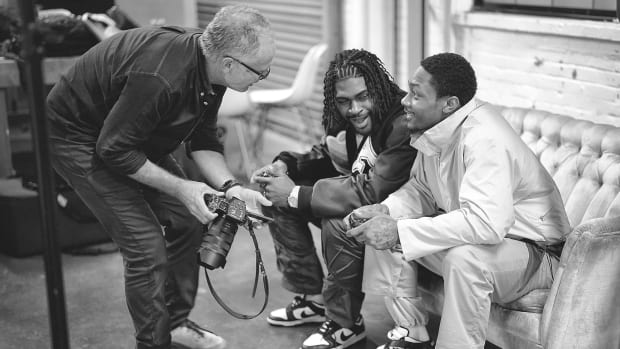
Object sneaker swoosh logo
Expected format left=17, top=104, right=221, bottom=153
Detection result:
left=338, top=330, right=355, bottom=343
left=292, top=308, right=316, bottom=319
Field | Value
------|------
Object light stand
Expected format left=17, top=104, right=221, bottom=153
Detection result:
left=16, top=1, right=70, bottom=348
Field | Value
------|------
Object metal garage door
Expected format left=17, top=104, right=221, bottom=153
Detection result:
left=197, top=0, right=340, bottom=145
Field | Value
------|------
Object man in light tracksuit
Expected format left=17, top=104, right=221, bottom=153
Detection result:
left=345, top=52, right=570, bottom=349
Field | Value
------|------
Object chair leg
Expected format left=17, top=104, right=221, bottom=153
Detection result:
left=231, top=106, right=269, bottom=180
left=233, top=117, right=254, bottom=180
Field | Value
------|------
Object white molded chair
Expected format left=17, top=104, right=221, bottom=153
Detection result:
left=219, top=43, right=329, bottom=179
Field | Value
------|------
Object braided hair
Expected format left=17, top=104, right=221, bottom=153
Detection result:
left=322, top=49, right=404, bottom=136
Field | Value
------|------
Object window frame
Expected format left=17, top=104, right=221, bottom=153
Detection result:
left=473, top=0, right=619, bottom=21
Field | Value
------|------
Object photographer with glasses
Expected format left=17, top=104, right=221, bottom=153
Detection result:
left=46, top=5, right=274, bottom=349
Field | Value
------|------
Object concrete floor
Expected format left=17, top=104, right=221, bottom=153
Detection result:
left=0, top=224, right=396, bottom=349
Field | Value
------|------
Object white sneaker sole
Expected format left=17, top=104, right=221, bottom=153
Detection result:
left=299, top=332, right=366, bottom=349
left=266, top=314, right=327, bottom=327
left=171, top=339, right=226, bottom=349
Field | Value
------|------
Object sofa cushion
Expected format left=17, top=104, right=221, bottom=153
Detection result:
left=488, top=304, right=543, bottom=349
left=498, top=106, right=620, bottom=228
left=497, top=288, right=549, bottom=313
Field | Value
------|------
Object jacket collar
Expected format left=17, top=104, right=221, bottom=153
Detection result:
left=196, top=39, right=216, bottom=107
left=411, top=98, right=480, bottom=156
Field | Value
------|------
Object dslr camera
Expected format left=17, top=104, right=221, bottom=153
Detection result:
left=198, top=194, right=271, bottom=270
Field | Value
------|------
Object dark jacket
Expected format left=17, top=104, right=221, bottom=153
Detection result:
left=46, top=26, right=226, bottom=175
left=275, top=96, right=417, bottom=217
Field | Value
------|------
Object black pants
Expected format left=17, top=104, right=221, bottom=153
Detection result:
left=263, top=205, right=324, bottom=295
left=50, top=130, right=202, bottom=348
left=265, top=203, right=365, bottom=328
left=321, top=217, right=365, bottom=329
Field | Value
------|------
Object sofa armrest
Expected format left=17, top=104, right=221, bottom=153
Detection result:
left=540, top=215, right=620, bottom=349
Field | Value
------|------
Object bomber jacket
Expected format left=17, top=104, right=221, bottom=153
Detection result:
left=46, top=26, right=226, bottom=175
left=275, top=94, right=417, bottom=218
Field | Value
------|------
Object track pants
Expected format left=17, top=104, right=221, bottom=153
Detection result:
left=363, top=239, right=558, bottom=349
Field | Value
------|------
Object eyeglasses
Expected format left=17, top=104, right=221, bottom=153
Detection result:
left=225, top=55, right=270, bottom=80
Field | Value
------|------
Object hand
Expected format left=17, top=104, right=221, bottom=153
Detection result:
left=80, top=12, right=122, bottom=40
left=253, top=175, right=295, bottom=207
left=343, top=204, right=390, bottom=230
left=177, top=180, right=220, bottom=225
left=250, top=160, right=288, bottom=183
left=345, top=214, right=399, bottom=250
left=226, top=185, right=273, bottom=214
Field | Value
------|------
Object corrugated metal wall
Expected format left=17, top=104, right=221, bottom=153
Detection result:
left=197, top=0, right=331, bottom=145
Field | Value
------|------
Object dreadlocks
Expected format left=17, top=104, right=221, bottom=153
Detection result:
left=322, top=49, right=404, bottom=136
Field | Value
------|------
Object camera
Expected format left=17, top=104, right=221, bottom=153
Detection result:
left=199, top=194, right=246, bottom=270
left=198, top=193, right=272, bottom=270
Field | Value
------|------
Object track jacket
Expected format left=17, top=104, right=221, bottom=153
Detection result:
left=383, top=99, right=570, bottom=261
left=275, top=95, right=417, bottom=218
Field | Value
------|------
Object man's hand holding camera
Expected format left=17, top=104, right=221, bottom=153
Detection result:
left=176, top=180, right=221, bottom=225
left=344, top=204, right=399, bottom=250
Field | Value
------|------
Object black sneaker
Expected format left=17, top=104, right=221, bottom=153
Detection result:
left=267, top=295, right=326, bottom=327
left=301, top=316, right=366, bottom=349
left=376, top=326, right=434, bottom=349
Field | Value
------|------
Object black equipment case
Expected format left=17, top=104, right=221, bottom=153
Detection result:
left=0, top=178, right=109, bottom=257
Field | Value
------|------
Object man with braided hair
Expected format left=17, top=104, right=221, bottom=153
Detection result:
left=252, top=49, right=417, bottom=349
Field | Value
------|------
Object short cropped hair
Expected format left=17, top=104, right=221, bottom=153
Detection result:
left=200, top=5, right=271, bottom=58
left=322, top=49, right=404, bottom=136
left=420, top=52, right=477, bottom=106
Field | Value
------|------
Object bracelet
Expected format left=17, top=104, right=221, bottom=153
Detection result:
left=219, top=179, right=242, bottom=193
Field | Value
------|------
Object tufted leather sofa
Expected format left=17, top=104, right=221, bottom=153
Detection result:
left=416, top=105, right=620, bottom=349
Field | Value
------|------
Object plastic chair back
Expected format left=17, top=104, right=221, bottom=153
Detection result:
left=286, top=43, right=328, bottom=105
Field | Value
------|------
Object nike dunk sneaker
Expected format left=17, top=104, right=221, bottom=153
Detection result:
left=170, top=319, right=225, bottom=349
left=377, top=326, right=434, bottom=349
left=301, top=316, right=366, bottom=349
left=267, top=295, right=326, bottom=327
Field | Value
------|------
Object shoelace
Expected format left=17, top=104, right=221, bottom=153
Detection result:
left=182, top=320, right=215, bottom=338
left=318, top=320, right=336, bottom=334
left=290, top=296, right=304, bottom=308
left=387, top=327, right=408, bottom=341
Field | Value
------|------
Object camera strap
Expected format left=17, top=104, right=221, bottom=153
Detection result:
left=202, top=222, right=269, bottom=319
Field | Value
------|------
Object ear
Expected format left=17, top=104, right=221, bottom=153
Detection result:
left=222, top=56, right=234, bottom=72
left=442, top=96, right=461, bottom=114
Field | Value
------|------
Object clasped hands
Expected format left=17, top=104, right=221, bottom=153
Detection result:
left=344, top=204, right=399, bottom=250
left=250, top=160, right=295, bottom=207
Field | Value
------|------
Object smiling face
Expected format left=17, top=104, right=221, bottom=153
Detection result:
left=334, top=76, right=374, bottom=136
left=401, top=66, right=452, bottom=136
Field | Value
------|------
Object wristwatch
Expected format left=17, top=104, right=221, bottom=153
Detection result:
left=287, top=186, right=300, bottom=208
left=219, top=179, right=242, bottom=193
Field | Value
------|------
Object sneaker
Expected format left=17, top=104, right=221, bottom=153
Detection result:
left=171, top=319, right=226, bottom=349
left=376, top=326, right=434, bottom=349
left=301, top=316, right=366, bottom=349
left=267, top=295, right=326, bottom=327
